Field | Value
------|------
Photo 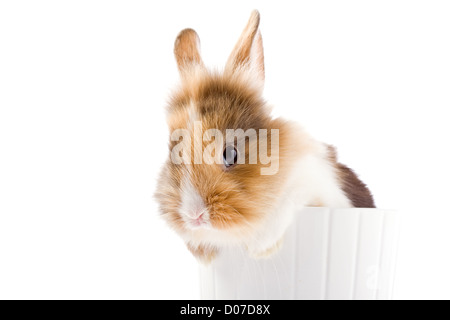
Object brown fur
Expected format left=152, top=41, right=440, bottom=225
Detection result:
left=328, top=146, right=376, bottom=208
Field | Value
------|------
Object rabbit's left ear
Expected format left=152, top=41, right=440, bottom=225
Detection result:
left=225, top=10, right=265, bottom=83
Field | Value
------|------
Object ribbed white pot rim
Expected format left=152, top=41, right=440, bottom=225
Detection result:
left=199, top=207, right=399, bottom=300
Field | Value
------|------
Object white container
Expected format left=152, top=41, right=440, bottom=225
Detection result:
left=199, top=207, right=399, bottom=300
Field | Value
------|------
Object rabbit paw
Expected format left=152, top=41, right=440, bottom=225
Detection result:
left=187, top=243, right=218, bottom=265
left=247, top=238, right=284, bottom=259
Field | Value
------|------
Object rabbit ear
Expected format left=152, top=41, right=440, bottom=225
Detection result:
left=174, top=28, right=205, bottom=76
left=225, top=10, right=264, bottom=82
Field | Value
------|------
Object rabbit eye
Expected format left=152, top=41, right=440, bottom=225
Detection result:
left=223, top=146, right=238, bottom=168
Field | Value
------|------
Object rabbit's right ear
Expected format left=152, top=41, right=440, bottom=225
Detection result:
left=174, top=28, right=205, bottom=77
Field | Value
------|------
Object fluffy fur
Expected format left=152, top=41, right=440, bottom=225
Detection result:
left=155, top=10, right=375, bottom=263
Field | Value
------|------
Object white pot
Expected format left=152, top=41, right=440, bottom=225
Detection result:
left=199, top=207, right=399, bottom=300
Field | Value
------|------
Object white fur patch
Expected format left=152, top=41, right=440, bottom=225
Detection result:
left=179, top=177, right=211, bottom=229
left=246, top=143, right=352, bottom=256
left=290, top=156, right=352, bottom=208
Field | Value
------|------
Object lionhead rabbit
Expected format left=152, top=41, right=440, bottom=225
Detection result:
left=155, top=10, right=375, bottom=263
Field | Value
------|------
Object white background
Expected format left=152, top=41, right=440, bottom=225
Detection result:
left=1, top=1, right=449, bottom=300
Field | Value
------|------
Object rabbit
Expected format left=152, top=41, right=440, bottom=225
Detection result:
left=155, top=10, right=375, bottom=264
